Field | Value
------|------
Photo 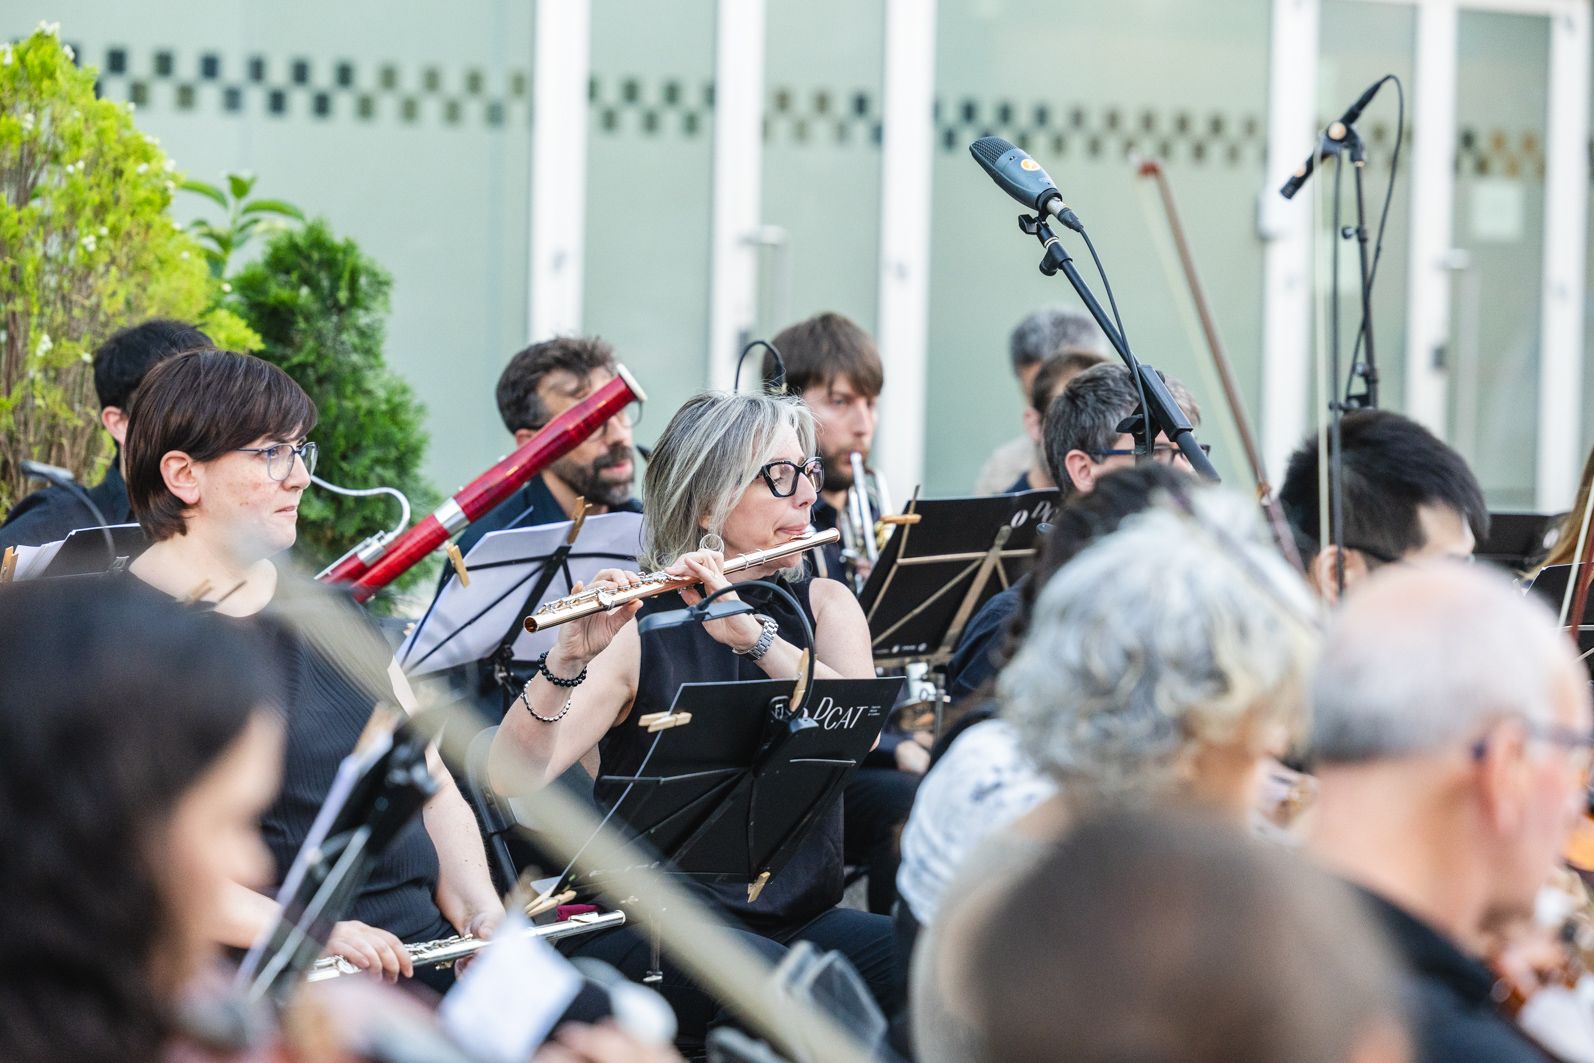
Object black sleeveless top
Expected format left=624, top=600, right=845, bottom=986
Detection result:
left=597, top=575, right=844, bottom=934
left=125, top=574, right=451, bottom=944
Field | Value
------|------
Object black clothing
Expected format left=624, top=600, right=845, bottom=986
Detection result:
left=439, top=472, right=641, bottom=589
left=1358, top=886, right=1551, bottom=1062
left=125, top=574, right=452, bottom=945
left=844, top=766, right=919, bottom=914
left=1003, top=470, right=1034, bottom=494
left=0, top=461, right=131, bottom=550
left=809, top=494, right=848, bottom=584
left=599, top=576, right=844, bottom=933
left=944, top=576, right=1026, bottom=702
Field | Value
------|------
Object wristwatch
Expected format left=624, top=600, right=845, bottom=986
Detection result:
left=733, top=613, right=780, bottom=662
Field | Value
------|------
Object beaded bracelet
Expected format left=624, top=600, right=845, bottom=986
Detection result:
left=536, top=650, right=587, bottom=688
left=520, top=690, right=572, bottom=724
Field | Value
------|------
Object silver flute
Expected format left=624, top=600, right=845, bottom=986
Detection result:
left=306, top=909, right=626, bottom=982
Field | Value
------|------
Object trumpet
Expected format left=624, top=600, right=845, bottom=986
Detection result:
left=840, top=452, right=893, bottom=592
left=523, top=528, right=841, bottom=633
left=306, top=909, right=626, bottom=982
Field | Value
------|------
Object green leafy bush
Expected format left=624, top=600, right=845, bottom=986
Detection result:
left=0, top=24, right=257, bottom=513
left=228, top=220, right=437, bottom=605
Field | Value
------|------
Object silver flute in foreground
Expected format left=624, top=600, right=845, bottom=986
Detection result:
left=306, top=909, right=626, bottom=982
left=523, top=528, right=841, bottom=633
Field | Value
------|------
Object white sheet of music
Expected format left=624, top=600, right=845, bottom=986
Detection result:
left=396, top=512, right=644, bottom=677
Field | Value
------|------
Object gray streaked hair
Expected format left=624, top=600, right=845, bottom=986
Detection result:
left=1009, top=306, right=1109, bottom=374
left=1310, top=563, right=1573, bottom=763
left=999, top=488, right=1319, bottom=801
left=1043, top=363, right=1202, bottom=497
left=639, top=390, right=817, bottom=571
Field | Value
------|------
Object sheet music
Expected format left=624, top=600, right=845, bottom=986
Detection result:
left=397, top=512, right=644, bottom=676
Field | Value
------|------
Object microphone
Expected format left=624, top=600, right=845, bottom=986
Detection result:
left=1280, top=77, right=1388, bottom=200
left=969, top=136, right=1084, bottom=233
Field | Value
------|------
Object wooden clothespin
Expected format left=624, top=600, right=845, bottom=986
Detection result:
left=880, top=513, right=921, bottom=527
left=179, top=578, right=213, bottom=605
left=789, top=649, right=811, bottom=711
left=565, top=496, right=589, bottom=545
left=747, top=870, right=772, bottom=903
left=639, top=710, right=693, bottom=733
left=445, top=542, right=470, bottom=587
left=525, top=888, right=578, bottom=919
left=0, top=546, right=16, bottom=584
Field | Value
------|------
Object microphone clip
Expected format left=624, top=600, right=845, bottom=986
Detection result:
left=1017, top=214, right=1073, bottom=278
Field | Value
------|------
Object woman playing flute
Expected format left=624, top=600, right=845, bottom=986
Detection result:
left=490, top=390, right=892, bottom=1044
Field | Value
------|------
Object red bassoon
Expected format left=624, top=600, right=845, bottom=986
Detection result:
left=320, top=366, right=645, bottom=603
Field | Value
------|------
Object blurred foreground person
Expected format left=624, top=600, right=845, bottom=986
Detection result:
left=0, top=578, right=285, bottom=1063
left=1309, top=563, right=1593, bottom=1062
left=123, top=350, right=502, bottom=987
left=911, top=488, right=1319, bottom=1062
left=961, top=811, right=1409, bottom=1063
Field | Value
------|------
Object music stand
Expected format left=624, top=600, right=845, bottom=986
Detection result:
left=397, top=511, right=643, bottom=695
left=1479, top=511, right=1553, bottom=572
left=236, top=713, right=439, bottom=1004
left=10, top=522, right=147, bottom=580
left=568, top=676, right=903, bottom=903
left=858, top=489, right=1058, bottom=668
left=1523, top=563, right=1594, bottom=677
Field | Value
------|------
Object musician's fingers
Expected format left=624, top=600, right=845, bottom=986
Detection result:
left=332, top=936, right=377, bottom=972
left=369, top=926, right=412, bottom=980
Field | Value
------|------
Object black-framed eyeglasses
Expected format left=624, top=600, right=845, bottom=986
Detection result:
left=759, top=457, right=824, bottom=498
left=236, top=441, right=318, bottom=482
left=1089, top=443, right=1212, bottom=465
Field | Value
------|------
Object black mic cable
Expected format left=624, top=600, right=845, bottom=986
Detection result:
left=18, top=459, right=118, bottom=570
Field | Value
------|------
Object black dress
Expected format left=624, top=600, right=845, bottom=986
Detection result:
left=595, top=575, right=844, bottom=934
left=124, top=574, right=452, bottom=946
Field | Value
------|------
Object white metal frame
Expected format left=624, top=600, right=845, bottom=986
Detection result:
left=528, top=0, right=592, bottom=341
left=875, top=0, right=939, bottom=497
left=706, top=0, right=768, bottom=391
left=1262, top=0, right=1589, bottom=509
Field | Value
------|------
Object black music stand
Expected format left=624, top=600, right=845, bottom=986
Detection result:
left=15, top=522, right=147, bottom=579
left=1523, top=563, right=1594, bottom=677
left=1478, top=511, right=1554, bottom=572
left=566, top=675, right=902, bottom=903
left=858, top=489, right=1058, bottom=668
left=236, top=714, right=439, bottom=1005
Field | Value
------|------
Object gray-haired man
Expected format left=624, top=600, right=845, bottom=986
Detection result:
left=1308, top=563, right=1592, bottom=1063
left=973, top=306, right=1108, bottom=494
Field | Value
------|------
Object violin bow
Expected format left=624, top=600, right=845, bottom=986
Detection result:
left=1134, top=158, right=1304, bottom=573
left=1559, top=468, right=1594, bottom=645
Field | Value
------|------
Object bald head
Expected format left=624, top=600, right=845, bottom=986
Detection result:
left=1311, top=563, right=1587, bottom=764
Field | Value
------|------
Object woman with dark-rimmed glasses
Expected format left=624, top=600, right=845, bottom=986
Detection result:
left=490, top=389, right=893, bottom=1045
left=121, top=349, right=503, bottom=990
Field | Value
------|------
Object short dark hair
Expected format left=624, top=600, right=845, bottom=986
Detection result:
left=0, top=577, right=279, bottom=1063
left=1279, top=409, right=1489, bottom=560
left=764, top=312, right=883, bottom=399
left=1041, top=364, right=1200, bottom=497
left=124, top=351, right=318, bottom=541
left=1008, top=306, right=1108, bottom=376
left=1028, top=349, right=1110, bottom=417
left=92, top=318, right=212, bottom=411
left=495, top=336, right=617, bottom=433
left=964, top=809, right=1401, bottom=1063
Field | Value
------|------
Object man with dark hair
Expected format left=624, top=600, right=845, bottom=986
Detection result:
left=448, top=336, right=640, bottom=567
left=945, top=363, right=1200, bottom=702
left=1278, top=410, right=1487, bottom=603
left=764, top=311, right=885, bottom=586
left=1004, top=349, right=1109, bottom=493
left=764, top=312, right=920, bottom=917
left=974, top=306, right=1108, bottom=494
left=1042, top=362, right=1202, bottom=500
left=0, top=318, right=209, bottom=549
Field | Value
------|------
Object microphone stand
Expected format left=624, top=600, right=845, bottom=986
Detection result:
left=1014, top=213, right=1221, bottom=483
